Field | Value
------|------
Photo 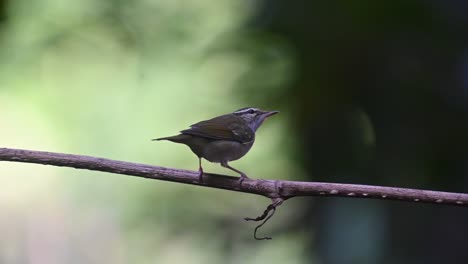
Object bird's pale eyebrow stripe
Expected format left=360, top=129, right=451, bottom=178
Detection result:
left=234, top=107, right=256, bottom=114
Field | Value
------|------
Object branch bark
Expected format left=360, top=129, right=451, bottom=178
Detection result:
left=0, top=147, right=467, bottom=207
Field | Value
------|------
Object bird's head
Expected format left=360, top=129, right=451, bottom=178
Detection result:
left=233, top=107, right=279, bottom=131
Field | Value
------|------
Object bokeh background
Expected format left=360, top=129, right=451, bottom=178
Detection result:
left=1, top=0, right=468, bottom=263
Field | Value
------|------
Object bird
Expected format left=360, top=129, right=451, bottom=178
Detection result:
left=153, top=107, right=279, bottom=182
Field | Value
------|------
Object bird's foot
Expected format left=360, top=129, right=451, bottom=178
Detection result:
left=198, top=167, right=204, bottom=183
left=238, top=173, right=250, bottom=185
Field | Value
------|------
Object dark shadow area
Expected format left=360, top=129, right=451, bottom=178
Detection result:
left=249, top=1, right=468, bottom=263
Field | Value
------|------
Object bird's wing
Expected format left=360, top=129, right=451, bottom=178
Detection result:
left=181, top=115, right=254, bottom=143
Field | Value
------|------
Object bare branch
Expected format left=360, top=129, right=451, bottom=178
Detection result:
left=0, top=147, right=467, bottom=207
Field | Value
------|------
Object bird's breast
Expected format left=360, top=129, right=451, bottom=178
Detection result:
left=202, top=139, right=254, bottom=163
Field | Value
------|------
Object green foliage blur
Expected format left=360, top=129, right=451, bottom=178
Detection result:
left=4, top=0, right=468, bottom=263
left=0, top=0, right=303, bottom=263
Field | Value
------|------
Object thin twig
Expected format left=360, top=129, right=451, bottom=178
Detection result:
left=253, top=207, right=276, bottom=240
left=245, top=198, right=285, bottom=240
left=244, top=204, right=276, bottom=222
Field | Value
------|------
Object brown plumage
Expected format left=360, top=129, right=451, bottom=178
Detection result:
left=154, top=107, right=278, bottom=181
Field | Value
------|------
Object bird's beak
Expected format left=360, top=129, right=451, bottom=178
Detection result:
left=262, top=110, right=279, bottom=118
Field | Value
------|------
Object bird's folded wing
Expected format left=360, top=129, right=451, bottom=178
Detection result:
left=181, top=115, right=254, bottom=143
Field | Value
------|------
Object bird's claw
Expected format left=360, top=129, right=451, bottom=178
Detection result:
left=198, top=167, right=204, bottom=183
left=238, top=174, right=250, bottom=185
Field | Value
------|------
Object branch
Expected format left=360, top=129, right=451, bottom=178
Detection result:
left=2, top=147, right=467, bottom=240
left=1, top=148, right=467, bottom=206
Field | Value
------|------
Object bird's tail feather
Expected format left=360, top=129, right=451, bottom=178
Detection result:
left=152, top=134, right=191, bottom=143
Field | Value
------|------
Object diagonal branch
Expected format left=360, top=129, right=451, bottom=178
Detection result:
left=0, top=147, right=467, bottom=207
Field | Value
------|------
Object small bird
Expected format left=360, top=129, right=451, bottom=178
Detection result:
left=154, top=107, right=279, bottom=182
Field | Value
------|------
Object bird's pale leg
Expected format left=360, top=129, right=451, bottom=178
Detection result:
left=221, top=162, right=249, bottom=183
left=198, top=157, right=204, bottom=182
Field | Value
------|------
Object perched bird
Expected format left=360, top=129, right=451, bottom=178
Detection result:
left=154, top=107, right=279, bottom=181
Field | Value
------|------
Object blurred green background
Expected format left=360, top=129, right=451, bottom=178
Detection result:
left=1, top=0, right=468, bottom=263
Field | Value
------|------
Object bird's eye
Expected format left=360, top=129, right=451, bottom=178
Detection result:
left=248, top=109, right=255, bottom=114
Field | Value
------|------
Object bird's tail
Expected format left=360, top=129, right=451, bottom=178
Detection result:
left=152, top=134, right=191, bottom=143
